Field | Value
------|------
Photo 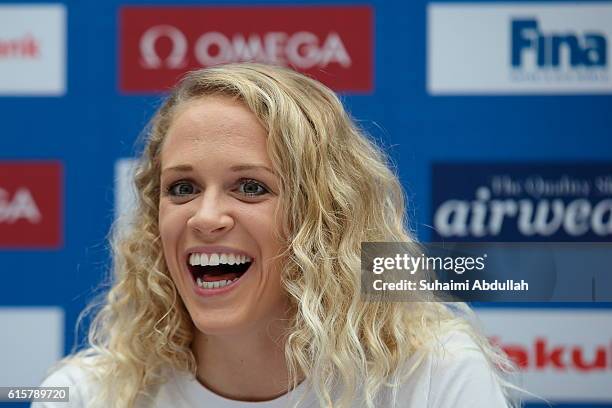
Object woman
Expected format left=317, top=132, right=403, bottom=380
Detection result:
left=35, top=63, right=518, bottom=408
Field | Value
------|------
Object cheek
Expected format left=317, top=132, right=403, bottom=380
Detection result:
left=158, top=203, right=186, bottom=264
left=244, top=200, right=283, bottom=241
left=158, top=206, right=172, bottom=245
left=159, top=201, right=187, bottom=233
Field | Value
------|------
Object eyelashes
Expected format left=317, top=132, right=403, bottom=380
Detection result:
left=235, top=179, right=269, bottom=197
left=164, top=178, right=271, bottom=199
left=166, top=181, right=196, bottom=196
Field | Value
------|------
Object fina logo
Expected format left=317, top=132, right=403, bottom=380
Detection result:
left=510, top=18, right=608, bottom=81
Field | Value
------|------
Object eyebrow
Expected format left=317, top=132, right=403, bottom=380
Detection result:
left=161, top=164, right=276, bottom=176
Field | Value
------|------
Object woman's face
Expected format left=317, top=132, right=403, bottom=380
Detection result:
left=158, top=96, right=289, bottom=336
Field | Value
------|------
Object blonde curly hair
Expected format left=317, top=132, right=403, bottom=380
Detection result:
left=56, top=63, right=518, bottom=408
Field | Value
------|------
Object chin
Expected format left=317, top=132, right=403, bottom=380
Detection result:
left=189, top=309, right=254, bottom=337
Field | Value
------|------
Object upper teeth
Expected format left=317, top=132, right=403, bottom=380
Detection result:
left=189, top=253, right=252, bottom=266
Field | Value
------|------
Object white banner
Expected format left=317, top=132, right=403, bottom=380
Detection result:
left=0, top=307, right=64, bottom=387
left=477, top=309, right=612, bottom=401
left=428, top=3, right=612, bottom=94
left=0, top=4, right=66, bottom=95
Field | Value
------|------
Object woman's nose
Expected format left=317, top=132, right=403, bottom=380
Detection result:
left=186, top=189, right=234, bottom=238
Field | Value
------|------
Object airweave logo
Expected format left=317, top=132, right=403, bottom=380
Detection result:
left=428, top=3, right=612, bottom=94
left=431, top=163, right=612, bottom=241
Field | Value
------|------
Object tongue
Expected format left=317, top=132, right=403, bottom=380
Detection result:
left=202, top=272, right=240, bottom=282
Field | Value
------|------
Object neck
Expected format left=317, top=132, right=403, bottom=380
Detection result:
left=192, top=317, right=303, bottom=402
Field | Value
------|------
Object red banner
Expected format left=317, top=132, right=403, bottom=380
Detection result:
left=0, top=161, right=63, bottom=248
left=119, top=6, right=373, bottom=93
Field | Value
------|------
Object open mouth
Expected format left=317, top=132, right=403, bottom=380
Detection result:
left=187, top=255, right=252, bottom=289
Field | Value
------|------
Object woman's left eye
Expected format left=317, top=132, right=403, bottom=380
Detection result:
left=237, top=179, right=269, bottom=197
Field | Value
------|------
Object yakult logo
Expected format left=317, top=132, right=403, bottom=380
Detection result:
left=432, top=163, right=612, bottom=241
left=512, top=19, right=607, bottom=69
left=0, top=162, right=63, bottom=248
left=478, top=310, right=612, bottom=401
left=0, top=34, right=40, bottom=59
left=492, top=337, right=612, bottom=372
left=120, top=6, right=372, bottom=92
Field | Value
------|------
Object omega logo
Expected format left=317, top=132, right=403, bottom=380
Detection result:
left=139, top=25, right=351, bottom=70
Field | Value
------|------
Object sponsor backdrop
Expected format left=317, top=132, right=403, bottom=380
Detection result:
left=0, top=0, right=610, bottom=407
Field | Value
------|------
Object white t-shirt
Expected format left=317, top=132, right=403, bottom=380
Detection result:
left=31, top=332, right=509, bottom=408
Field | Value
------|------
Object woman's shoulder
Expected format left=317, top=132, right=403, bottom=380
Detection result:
left=428, top=330, right=489, bottom=362
left=393, top=330, right=510, bottom=408
left=31, top=355, right=103, bottom=408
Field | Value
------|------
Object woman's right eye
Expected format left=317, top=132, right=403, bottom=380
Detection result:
left=167, top=181, right=198, bottom=196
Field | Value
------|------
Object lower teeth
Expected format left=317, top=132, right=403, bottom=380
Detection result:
left=197, top=277, right=239, bottom=289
